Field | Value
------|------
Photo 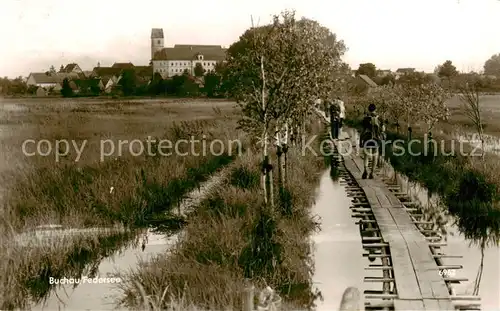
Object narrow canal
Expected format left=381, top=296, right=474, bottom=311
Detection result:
left=30, top=229, right=179, bottom=310
left=310, top=168, right=364, bottom=310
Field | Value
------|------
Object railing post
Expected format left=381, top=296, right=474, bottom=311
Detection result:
left=242, top=282, right=254, bottom=311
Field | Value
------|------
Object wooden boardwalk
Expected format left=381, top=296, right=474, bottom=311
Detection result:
left=332, top=137, right=480, bottom=311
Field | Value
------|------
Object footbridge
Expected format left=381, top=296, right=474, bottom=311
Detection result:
left=330, top=133, right=481, bottom=311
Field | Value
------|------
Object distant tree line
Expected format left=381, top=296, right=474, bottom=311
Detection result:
left=57, top=65, right=232, bottom=98
left=352, top=56, right=500, bottom=93
left=3, top=53, right=500, bottom=97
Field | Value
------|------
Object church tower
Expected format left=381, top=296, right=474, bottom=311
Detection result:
left=151, top=28, right=164, bottom=60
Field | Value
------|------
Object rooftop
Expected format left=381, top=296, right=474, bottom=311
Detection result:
left=396, top=68, right=416, bottom=73
left=152, top=45, right=227, bottom=61
left=61, top=63, right=79, bottom=73
left=91, top=67, right=123, bottom=77
left=29, top=72, right=80, bottom=84
left=358, top=74, right=378, bottom=87
left=151, top=28, right=164, bottom=39
left=112, top=62, right=135, bottom=69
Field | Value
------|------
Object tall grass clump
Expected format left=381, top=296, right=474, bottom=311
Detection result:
left=117, top=127, right=326, bottom=310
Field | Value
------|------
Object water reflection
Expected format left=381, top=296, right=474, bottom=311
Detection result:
left=29, top=228, right=180, bottom=310
left=311, top=169, right=365, bottom=310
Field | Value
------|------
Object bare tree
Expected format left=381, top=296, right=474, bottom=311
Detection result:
left=458, top=81, right=485, bottom=161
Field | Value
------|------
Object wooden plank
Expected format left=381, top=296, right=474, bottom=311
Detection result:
left=374, top=188, right=393, bottom=208
left=422, top=299, right=454, bottom=311
left=423, top=299, right=441, bottom=310
left=437, top=299, right=455, bottom=310
left=406, top=239, right=452, bottom=299
left=394, top=299, right=425, bottom=310
left=380, top=186, right=406, bottom=208
left=388, top=241, right=422, bottom=299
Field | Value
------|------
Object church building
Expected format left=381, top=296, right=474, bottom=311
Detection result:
left=150, top=28, right=227, bottom=78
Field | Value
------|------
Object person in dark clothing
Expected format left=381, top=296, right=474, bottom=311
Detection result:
left=329, top=99, right=340, bottom=139
left=359, top=104, right=382, bottom=179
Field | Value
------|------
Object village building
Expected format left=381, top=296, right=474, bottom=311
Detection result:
left=26, top=72, right=79, bottom=89
left=376, top=69, right=392, bottom=77
left=59, top=63, right=83, bottom=75
left=150, top=28, right=227, bottom=78
left=90, top=63, right=152, bottom=93
left=395, top=68, right=416, bottom=79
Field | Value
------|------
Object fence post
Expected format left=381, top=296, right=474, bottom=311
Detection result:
left=242, top=283, right=254, bottom=311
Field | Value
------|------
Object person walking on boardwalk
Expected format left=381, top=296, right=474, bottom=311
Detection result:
left=336, top=97, right=346, bottom=138
left=329, top=99, right=340, bottom=139
left=359, top=103, right=382, bottom=179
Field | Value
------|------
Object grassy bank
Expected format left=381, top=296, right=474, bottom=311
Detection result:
left=0, top=100, right=243, bottom=309
left=117, top=120, right=327, bottom=310
left=344, top=117, right=500, bottom=242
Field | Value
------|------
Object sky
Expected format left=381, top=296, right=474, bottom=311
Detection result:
left=1, top=0, right=500, bottom=78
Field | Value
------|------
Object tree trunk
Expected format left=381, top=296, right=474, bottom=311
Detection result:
left=283, top=122, right=289, bottom=187
left=276, top=128, right=284, bottom=190
left=267, top=161, right=274, bottom=209
left=473, top=237, right=486, bottom=295
left=260, top=55, right=273, bottom=208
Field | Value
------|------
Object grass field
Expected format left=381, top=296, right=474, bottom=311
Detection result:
left=441, top=94, right=500, bottom=136
left=0, top=98, right=246, bottom=309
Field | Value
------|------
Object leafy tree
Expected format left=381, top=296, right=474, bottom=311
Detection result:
left=194, top=63, right=205, bottom=77
left=215, top=61, right=233, bottom=97
left=180, top=79, right=199, bottom=96
left=59, top=65, right=64, bottom=72
left=417, top=83, right=451, bottom=133
left=225, top=10, right=346, bottom=206
left=0, top=76, right=27, bottom=95
left=166, top=74, right=197, bottom=96
left=437, top=60, right=458, bottom=87
left=118, top=69, right=137, bottom=96
left=356, top=63, right=377, bottom=78
left=89, top=79, right=102, bottom=95
left=27, top=85, right=38, bottom=95
left=204, top=72, right=221, bottom=97
left=61, top=78, right=73, bottom=97
left=388, top=83, right=450, bottom=139
left=148, top=72, right=165, bottom=95
left=484, top=53, right=500, bottom=77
